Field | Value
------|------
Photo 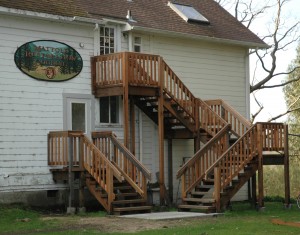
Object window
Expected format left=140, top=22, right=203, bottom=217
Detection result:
left=168, top=2, right=209, bottom=24
left=100, top=26, right=115, bottom=55
left=100, top=96, right=119, bottom=124
left=133, top=36, right=142, bottom=52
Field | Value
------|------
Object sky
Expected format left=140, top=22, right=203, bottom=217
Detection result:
left=246, top=0, right=300, bottom=122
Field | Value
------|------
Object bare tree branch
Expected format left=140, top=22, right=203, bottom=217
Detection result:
left=251, top=93, right=264, bottom=122
left=268, top=95, right=300, bottom=121
left=268, top=107, right=300, bottom=121
left=250, top=0, right=299, bottom=93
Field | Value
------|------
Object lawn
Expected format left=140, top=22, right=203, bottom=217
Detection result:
left=0, top=202, right=300, bottom=235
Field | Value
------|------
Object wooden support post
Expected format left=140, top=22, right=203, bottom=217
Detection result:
left=123, top=52, right=129, bottom=149
left=257, top=124, right=264, bottom=209
left=158, top=57, right=165, bottom=206
left=130, top=98, right=135, bottom=155
left=167, top=139, right=173, bottom=204
left=67, top=136, right=75, bottom=214
left=78, top=136, right=85, bottom=211
left=251, top=174, right=257, bottom=208
left=214, top=167, right=221, bottom=212
left=194, top=99, right=200, bottom=153
left=107, top=167, right=114, bottom=214
left=284, top=124, right=291, bottom=207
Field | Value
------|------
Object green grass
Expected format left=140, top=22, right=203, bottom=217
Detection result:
left=1, top=202, right=300, bottom=235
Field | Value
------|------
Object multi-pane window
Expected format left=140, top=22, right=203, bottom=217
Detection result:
left=100, top=26, right=115, bottom=55
left=133, top=36, right=142, bottom=52
left=99, top=27, right=118, bottom=124
left=100, top=96, right=119, bottom=124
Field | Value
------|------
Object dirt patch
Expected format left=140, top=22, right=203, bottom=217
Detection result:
left=41, top=215, right=205, bottom=233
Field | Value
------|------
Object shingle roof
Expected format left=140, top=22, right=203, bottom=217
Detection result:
left=0, top=0, right=267, bottom=48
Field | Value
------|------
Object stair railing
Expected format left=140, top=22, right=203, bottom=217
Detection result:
left=161, top=59, right=196, bottom=125
left=92, top=131, right=151, bottom=198
left=205, top=123, right=286, bottom=209
left=176, top=124, right=231, bottom=198
left=205, top=99, right=252, bottom=136
left=48, top=131, right=123, bottom=212
left=197, top=98, right=228, bottom=137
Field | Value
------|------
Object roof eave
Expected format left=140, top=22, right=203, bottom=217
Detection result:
left=124, top=25, right=269, bottom=49
left=0, top=6, right=75, bottom=22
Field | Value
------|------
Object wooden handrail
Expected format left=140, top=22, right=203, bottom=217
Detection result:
left=205, top=122, right=286, bottom=191
left=176, top=124, right=231, bottom=197
left=161, top=59, right=196, bottom=123
left=82, top=135, right=123, bottom=181
left=205, top=99, right=251, bottom=136
left=48, top=131, right=123, bottom=199
left=92, top=131, right=151, bottom=197
left=197, top=99, right=228, bottom=136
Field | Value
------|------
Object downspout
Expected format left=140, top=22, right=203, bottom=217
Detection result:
left=139, top=110, right=143, bottom=162
left=245, top=49, right=251, bottom=120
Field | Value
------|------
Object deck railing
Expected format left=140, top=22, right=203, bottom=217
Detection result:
left=205, top=99, right=252, bottom=137
left=92, top=52, right=196, bottom=123
left=48, top=131, right=82, bottom=166
left=92, top=131, right=151, bottom=197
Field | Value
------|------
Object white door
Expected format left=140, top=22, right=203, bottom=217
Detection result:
left=66, top=98, right=92, bottom=136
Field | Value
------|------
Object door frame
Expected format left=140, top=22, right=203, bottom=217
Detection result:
left=63, top=93, right=95, bottom=136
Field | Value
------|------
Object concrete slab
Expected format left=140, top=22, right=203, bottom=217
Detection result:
left=119, top=211, right=221, bottom=220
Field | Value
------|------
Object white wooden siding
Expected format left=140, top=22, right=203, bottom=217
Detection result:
left=0, top=15, right=94, bottom=193
left=139, top=34, right=247, bottom=115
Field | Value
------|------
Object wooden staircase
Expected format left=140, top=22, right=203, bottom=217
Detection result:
left=47, top=52, right=289, bottom=214
left=177, top=122, right=287, bottom=212
left=48, top=131, right=151, bottom=215
left=91, top=52, right=289, bottom=213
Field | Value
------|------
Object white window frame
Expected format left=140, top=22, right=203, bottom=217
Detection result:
left=99, top=96, right=120, bottom=125
left=133, top=36, right=142, bottom=52
left=99, top=26, right=116, bottom=55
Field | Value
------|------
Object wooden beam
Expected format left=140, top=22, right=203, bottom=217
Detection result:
left=158, top=57, right=165, bottom=205
left=214, top=167, right=221, bottom=212
left=251, top=174, right=257, bottom=208
left=284, top=124, right=291, bottom=207
left=167, top=139, right=173, bottom=203
left=130, top=98, right=135, bottom=155
left=123, top=53, right=129, bottom=148
left=257, top=124, right=264, bottom=209
left=129, top=86, right=158, bottom=96
left=93, top=86, right=123, bottom=97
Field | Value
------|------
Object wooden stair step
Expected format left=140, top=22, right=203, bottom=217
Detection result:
left=113, top=205, right=152, bottom=213
left=191, top=191, right=207, bottom=197
left=183, top=198, right=215, bottom=204
left=203, top=178, right=214, bottom=185
left=196, top=185, right=213, bottom=189
left=112, top=199, right=147, bottom=205
left=178, top=204, right=216, bottom=212
left=116, top=192, right=139, bottom=197
left=114, top=185, right=132, bottom=191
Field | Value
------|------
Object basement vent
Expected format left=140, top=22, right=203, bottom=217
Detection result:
left=168, top=2, right=209, bottom=24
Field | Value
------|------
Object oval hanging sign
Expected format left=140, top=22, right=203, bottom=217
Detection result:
left=14, top=40, right=83, bottom=82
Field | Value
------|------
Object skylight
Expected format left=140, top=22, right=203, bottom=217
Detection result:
left=168, top=2, right=209, bottom=24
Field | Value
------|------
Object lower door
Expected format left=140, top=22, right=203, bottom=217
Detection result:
left=65, top=97, right=92, bottom=136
